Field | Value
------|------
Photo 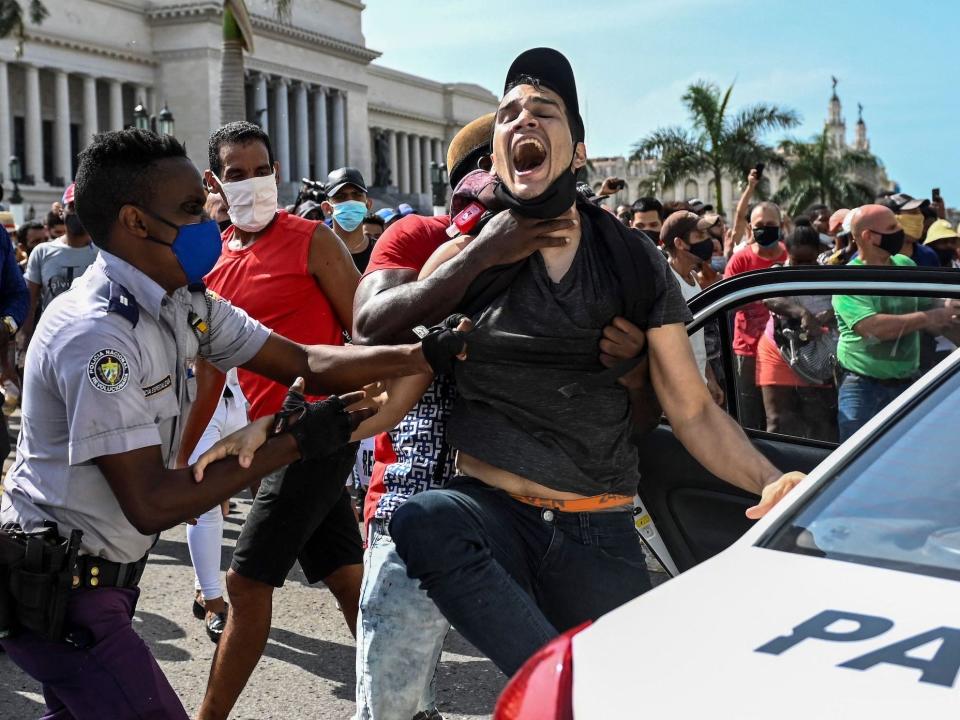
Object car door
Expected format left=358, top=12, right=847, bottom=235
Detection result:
left=637, top=266, right=960, bottom=573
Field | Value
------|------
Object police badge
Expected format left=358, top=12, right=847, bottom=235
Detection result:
left=88, top=349, right=130, bottom=393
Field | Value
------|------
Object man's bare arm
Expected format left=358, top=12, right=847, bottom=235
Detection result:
left=647, top=323, right=783, bottom=498
left=174, top=360, right=227, bottom=468
left=854, top=310, right=946, bottom=341
left=309, top=223, right=360, bottom=332
left=242, top=332, right=431, bottom=396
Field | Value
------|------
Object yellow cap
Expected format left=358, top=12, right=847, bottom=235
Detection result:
left=923, top=219, right=959, bottom=245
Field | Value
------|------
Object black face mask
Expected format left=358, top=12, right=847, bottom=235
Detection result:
left=688, top=238, right=714, bottom=262
left=934, top=247, right=957, bottom=267
left=877, top=228, right=905, bottom=257
left=65, top=213, right=86, bottom=237
left=642, top=229, right=661, bottom=245
left=493, top=166, right=578, bottom=219
left=753, top=225, right=780, bottom=247
left=217, top=218, right=232, bottom=233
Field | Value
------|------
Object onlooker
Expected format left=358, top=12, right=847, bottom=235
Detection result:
left=724, top=200, right=788, bottom=430
left=631, top=196, right=664, bottom=240
left=15, top=220, right=47, bottom=270
left=322, top=167, right=375, bottom=273
left=193, top=120, right=363, bottom=720
left=22, top=184, right=99, bottom=345
left=876, top=193, right=939, bottom=267
left=44, top=209, right=65, bottom=240
left=375, top=207, right=399, bottom=228
left=727, top=168, right=760, bottom=257
left=660, top=210, right=724, bottom=404
left=923, top=219, right=959, bottom=268
left=757, top=226, right=837, bottom=441
left=818, top=208, right=855, bottom=265
left=833, top=205, right=960, bottom=440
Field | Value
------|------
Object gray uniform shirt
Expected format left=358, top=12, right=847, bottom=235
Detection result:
left=0, top=251, right=270, bottom=563
left=24, top=237, right=100, bottom=310
left=448, top=214, right=691, bottom=497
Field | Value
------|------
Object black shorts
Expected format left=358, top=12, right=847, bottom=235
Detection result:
left=231, top=443, right=363, bottom=587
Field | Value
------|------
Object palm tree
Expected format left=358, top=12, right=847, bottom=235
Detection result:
left=773, top=129, right=878, bottom=215
left=0, top=0, right=48, bottom=57
left=631, top=81, right=799, bottom=216
left=219, top=0, right=291, bottom=125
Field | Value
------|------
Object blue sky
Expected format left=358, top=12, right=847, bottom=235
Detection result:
left=364, top=0, right=959, bottom=205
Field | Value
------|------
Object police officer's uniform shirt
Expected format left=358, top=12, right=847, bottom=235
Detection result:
left=0, top=251, right=270, bottom=563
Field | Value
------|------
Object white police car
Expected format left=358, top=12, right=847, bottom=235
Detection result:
left=494, top=267, right=960, bottom=719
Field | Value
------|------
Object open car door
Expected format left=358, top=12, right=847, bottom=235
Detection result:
left=636, top=266, right=960, bottom=573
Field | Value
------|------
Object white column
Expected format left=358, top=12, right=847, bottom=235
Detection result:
left=420, top=136, right=431, bottom=195
left=331, top=89, right=346, bottom=168
left=312, top=86, right=327, bottom=179
left=409, top=133, right=422, bottom=195
left=387, top=129, right=398, bottom=189
left=253, top=73, right=269, bottom=133
left=54, top=70, right=72, bottom=184
left=0, top=62, right=10, bottom=170
left=294, top=82, right=309, bottom=182
left=272, top=78, right=290, bottom=183
left=397, top=131, right=409, bottom=194
left=82, top=75, right=98, bottom=147
left=109, top=79, right=124, bottom=131
left=24, top=64, right=42, bottom=184
left=432, top=138, right=444, bottom=170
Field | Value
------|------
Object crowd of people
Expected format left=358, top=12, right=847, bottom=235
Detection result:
left=602, top=165, right=960, bottom=445
left=0, top=44, right=952, bottom=720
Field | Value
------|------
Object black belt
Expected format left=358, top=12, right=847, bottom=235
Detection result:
left=840, top=367, right=916, bottom=387
left=72, top=554, right=148, bottom=591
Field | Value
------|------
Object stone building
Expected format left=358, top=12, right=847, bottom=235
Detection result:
left=588, top=83, right=889, bottom=216
left=0, top=0, right=497, bottom=217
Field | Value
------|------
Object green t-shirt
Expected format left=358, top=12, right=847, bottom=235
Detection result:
left=832, top=255, right=930, bottom=379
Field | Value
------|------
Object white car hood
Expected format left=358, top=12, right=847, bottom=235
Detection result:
left=572, top=546, right=960, bottom=719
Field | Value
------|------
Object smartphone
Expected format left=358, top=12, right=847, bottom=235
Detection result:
left=754, top=162, right=765, bottom=178
left=933, top=188, right=942, bottom=203
left=610, top=179, right=626, bottom=191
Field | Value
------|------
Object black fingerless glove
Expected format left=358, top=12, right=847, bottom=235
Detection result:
left=414, top=314, right=468, bottom=376
left=272, top=388, right=351, bottom=461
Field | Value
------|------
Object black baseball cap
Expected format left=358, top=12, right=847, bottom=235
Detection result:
left=877, top=192, right=928, bottom=212
left=502, top=47, right=585, bottom=144
left=325, top=167, right=368, bottom=197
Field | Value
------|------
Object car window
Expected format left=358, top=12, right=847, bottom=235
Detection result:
left=762, top=364, right=960, bottom=581
left=723, top=292, right=960, bottom=445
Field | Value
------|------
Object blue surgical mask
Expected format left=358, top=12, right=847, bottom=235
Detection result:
left=140, top=208, right=223, bottom=286
left=331, top=200, right=367, bottom=232
left=710, top=255, right=727, bottom=273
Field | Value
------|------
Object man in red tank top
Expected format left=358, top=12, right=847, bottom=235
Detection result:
left=192, top=121, right=364, bottom=720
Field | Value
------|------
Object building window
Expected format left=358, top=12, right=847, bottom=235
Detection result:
left=684, top=179, right=698, bottom=200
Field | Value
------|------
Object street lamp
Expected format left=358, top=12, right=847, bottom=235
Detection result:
left=157, top=104, right=175, bottom=136
left=8, top=156, right=23, bottom=226
left=133, top=100, right=150, bottom=131
left=430, top=161, right=448, bottom=216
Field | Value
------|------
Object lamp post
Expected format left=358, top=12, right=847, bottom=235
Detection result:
left=430, top=161, right=448, bottom=217
left=132, top=100, right=176, bottom=136
left=9, top=156, right=24, bottom=227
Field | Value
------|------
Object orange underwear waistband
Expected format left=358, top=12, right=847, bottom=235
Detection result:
left=507, top=493, right=634, bottom=512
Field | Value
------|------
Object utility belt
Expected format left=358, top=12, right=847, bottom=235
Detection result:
left=0, top=522, right=147, bottom=643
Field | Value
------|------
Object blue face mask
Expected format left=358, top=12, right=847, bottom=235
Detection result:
left=140, top=208, right=223, bottom=286
left=331, top=200, right=368, bottom=232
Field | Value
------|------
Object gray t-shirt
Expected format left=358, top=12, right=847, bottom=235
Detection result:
left=447, top=214, right=691, bottom=497
left=25, top=237, right=100, bottom=309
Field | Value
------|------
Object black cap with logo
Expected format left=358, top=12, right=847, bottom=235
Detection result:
left=502, top=47, right=585, bottom=144
left=325, top=167, right=368, bottom=197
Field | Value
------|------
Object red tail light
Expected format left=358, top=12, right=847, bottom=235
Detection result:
left=493, top=621, right=591, bottom=720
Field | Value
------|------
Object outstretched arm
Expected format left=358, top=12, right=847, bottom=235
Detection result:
left=175, top=360, right=227, bottom=468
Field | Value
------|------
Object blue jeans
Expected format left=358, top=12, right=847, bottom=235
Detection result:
left=354, top=523, right=449, bottom=720
left=390, top=476, right=651, bottom=676
left=837, top=373, right=910, bottom=442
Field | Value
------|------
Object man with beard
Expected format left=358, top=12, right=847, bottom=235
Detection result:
left=388, top=48, right=805, bottom=677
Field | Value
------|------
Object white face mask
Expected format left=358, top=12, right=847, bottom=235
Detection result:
left=216, top=173, right=278, bottom=233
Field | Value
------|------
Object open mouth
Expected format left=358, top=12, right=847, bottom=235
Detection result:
left=512, top=137, right=548, bottom=175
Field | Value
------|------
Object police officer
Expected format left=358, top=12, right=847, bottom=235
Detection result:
left=0, top=129, right=463, bottom=720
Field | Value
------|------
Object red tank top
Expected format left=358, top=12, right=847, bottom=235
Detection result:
left=205, top=211, right=344, bottom=420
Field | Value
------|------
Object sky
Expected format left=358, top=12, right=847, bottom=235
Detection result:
left=363, top=0, right=959, bottom=204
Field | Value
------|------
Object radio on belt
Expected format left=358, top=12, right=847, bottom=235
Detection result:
left=447, top=201, right=486, bottom=238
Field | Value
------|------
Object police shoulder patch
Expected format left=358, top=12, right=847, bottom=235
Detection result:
left=88, top=349, right=130, bottom=393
